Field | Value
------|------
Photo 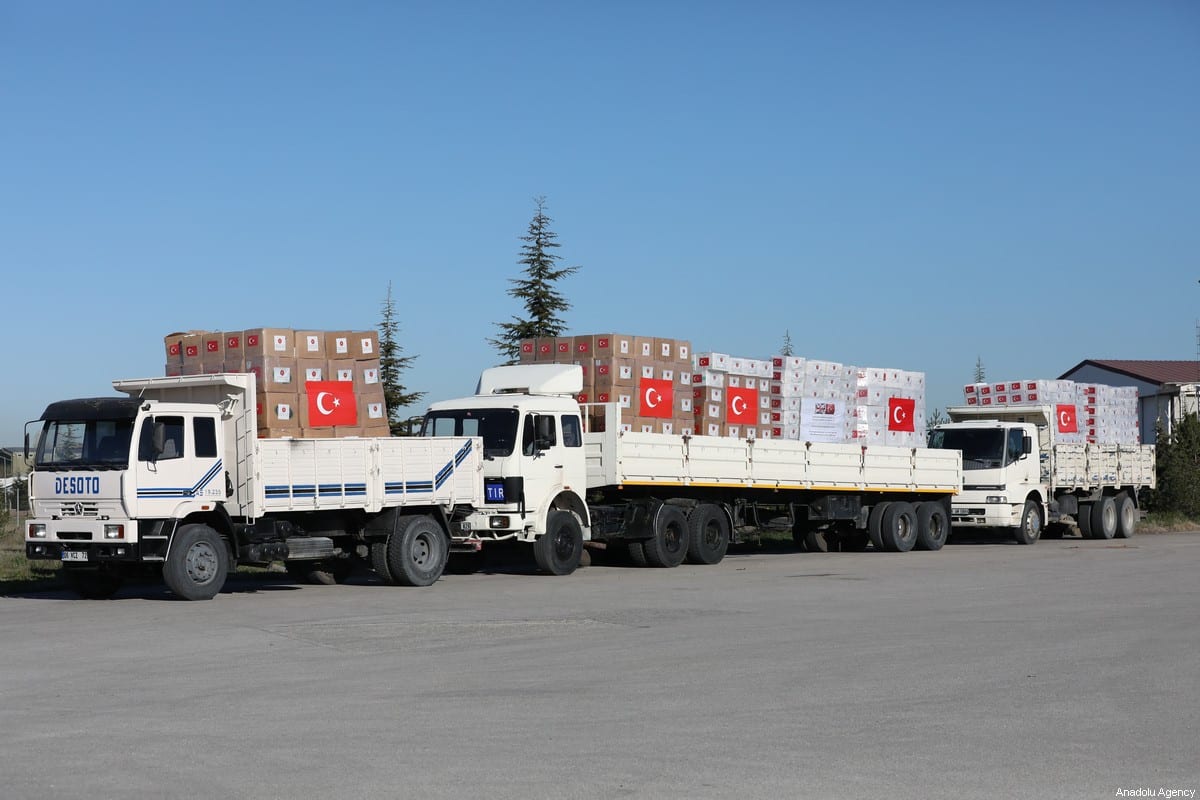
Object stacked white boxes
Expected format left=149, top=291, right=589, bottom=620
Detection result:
left=693, top=353, right=773, bottom=438
left=962, top=380, right=1140, bottom=445
left=853, top=368, right=928, bottom=447
left=794, top=359, right=857, bottom=444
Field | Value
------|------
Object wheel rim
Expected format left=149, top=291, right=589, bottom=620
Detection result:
left=411, top=532, right=434, bottom=567
left=929, top=514, right=945, bottom=543
left=553, top=527, right=575, bottom=561
left=666, top=522, right=685, bottom=554
left=185, top=541, right=219, bottom=585
left=1025, top=509, right=1040, bottom=538
left=1102, top=502, right=1116, bottom=533
left=703, top=520, right=721, bottom=550
left=898, top=514, right=914, bottom=544
left=1120, top=504, right=1134, bottom=530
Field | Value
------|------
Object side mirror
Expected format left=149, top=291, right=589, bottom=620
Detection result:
left=1022, top=435, right=1032, bottom=455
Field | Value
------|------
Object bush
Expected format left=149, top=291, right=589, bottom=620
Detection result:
left=1150, top=413, right=1200, bottom=517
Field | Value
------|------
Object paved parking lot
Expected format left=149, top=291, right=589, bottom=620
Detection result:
left=2, top=534, right=1197, bottom=799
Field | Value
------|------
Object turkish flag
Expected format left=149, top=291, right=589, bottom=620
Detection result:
left=639, top=378, right=673, bottom=419
left=1056, top=404, right=1078, bottom=433
left=306, top=381, right=358, bottom=427
left=727, top=387, right=758, bottom=425
left=887, top=397, right=916, bottom=432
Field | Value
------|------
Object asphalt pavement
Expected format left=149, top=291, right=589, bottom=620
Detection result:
left=2, top=533, right=1197, bottom=799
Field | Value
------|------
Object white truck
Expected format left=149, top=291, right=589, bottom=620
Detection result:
left=928, top=406, right=1156, bottom=544
left=420, top=364, right=962, bottom=570
left=24, top=373, right=481, bottom=599
left=25, top=365, right=963, bottom=599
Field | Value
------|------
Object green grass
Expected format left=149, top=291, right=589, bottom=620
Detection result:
left=1141, top=510, right=1200, bottom=533
left=0, top=517, right=64, bottom=593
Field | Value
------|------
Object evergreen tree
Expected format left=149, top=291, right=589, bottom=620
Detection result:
left=489, top=196, right=580, bottom=364
left=1151, top=413, right=1200, bottom=517
left=973, top=357, right=986, bottom=384
left=780, top=330, right=795, bottom=357
left=379, top=282, right=425, bottom=435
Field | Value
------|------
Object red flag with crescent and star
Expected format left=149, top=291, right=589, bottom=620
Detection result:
left=1056, top=404, right=1078, bottom=433
left=306, top=381, right=358, bottom=427
left=639, top=378, right=673, bottom=419
left=727, top=386, right=758, bottom=425
left=887, top=397, right=916, bottom=432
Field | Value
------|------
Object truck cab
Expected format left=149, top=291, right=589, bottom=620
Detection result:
left=928, top=414, right=1040, bottom=536
left=420, top=364, right=590, bottom=551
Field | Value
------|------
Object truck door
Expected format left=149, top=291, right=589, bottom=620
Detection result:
left=519, top=412, right=575, bottom=529
left=133, top=413, right=225, bottom=518
left=1006, top=427, right=1038, bottom=496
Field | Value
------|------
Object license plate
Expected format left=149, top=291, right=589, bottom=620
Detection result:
left=61, top=551, right=89, bottom=562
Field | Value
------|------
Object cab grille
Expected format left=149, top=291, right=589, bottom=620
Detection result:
left=56, top=502, right=100, bottom=518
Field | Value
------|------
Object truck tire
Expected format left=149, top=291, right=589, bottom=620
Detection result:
left=163, top=523, right=228, bottom=601
left=64, top=567, right=124, bottom=600
left=533, top=510, right=583, bottom=576
left=1115, top=494, right=1137, bottom=539
left=1090, top=496, right=1117, bottom=540
left=867, top=502, right=891, bottom=551
left=626, top=540, right=648, bottom=567
left=386, top=516, right=448, bottom=586
left=687, top=504, right=730, bottom=565
left=643, top=505, right=689, bottom=568
left=879, top=502, right=917, bottom=553
left=370, top=541, right=396, bottom=584
left=804, top=528, right=841, bottom=553
left=1077, top=504, right=1093, bottom=538
left=915, top=502, right=950, bottom=551
left=1013, top=500, right=1042, bottom=545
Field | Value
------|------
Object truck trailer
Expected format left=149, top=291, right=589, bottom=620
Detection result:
left=928, top=405, right=1155, bottom=544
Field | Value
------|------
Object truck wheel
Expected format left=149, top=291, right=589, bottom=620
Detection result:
left=1077, top=504, right=1093, bottom=538
left=804, top=528, right=841, bottom=553
left=626, top=541, right=649, bottom=567
left=533, top=510, right=583, bottom=576
left=285, top=559, right=354, bottom=585
left=64, top=567, right=124, bottom=600
left=370, top=541, right=396, bottom=584
left=879, top=502, right=917, bottom=552
left=1013, top=500, right=1042, bottom=545
left=791, top=521, right=809, bottom=551
left=867, top=502, right=891, bottom=551
left=643, top=505, right=689, bottom=568
left=915, top=502, right=950, bottom=551
left=163, top=524, right=228, bottom=601
left=687, top=504, right=730, bottom=565
left=1090, top=496, right=1117, bottom=540
left=1115, top=495, right=1137, bottom=538
left=386, top=516, right=448, bottom=586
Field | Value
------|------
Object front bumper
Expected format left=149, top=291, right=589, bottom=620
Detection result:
left=950, top=502, right=1021, bottom=528
left=27, top=540, right=143, bottom=562
left=25, top=518, right=143, bottom=562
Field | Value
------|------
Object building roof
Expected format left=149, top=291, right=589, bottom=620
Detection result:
left=1059, top=360, right=1200, bottom=386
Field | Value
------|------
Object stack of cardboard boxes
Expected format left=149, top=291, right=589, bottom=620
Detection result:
left=693, top=353, right=774, bottom=439
left=164, top=328, right=389, bottom=439
left=963, top=380, right=1139, bottom=445
left=518, top=334, right=694, bottom=434
left=852, top=367, right=927, bottom=447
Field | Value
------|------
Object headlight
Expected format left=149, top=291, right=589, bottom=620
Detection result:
left=986, top=496, right=1008, bottom=504
left=28, top=524, right=47, bottom=539
left=104, top=524, right=125, bottom=540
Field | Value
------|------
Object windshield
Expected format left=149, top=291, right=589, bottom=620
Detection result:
left=928, top=427, right=1005, bottom=470
left=421, top=409, right=518, bottom=459
left=35, top=418, right=136, bottom=470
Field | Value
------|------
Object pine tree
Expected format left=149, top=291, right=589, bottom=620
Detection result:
left=780, top=330, right=795, bottom=357
left=1151, top=413, right=1200, bottom=517
left=973, top=357, right=986, bottom=384
left=489, top=196, right=580, bottom=364
left=378, top=282, right=425, bottom=435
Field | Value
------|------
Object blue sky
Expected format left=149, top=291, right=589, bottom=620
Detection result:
left=2, top=1, right=1198, bottom=442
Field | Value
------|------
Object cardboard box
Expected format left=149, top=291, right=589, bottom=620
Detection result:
left=360, top=396, right=387, bottom=426
left=164, top=362, right=182, bottom=377
left=593, top=334, right=634, bottom=358
left=554, top=337, right=573, bottom=359
left=299, top=358, right=325, bottom=384
left=222, top=331, right=244, bottom=365
left=181, top=362, right=204, bottom=376
left=296, top=331, right=325, bottom=358
left=257, top=393, right=299, bottom=430
left=653, top=338, right=676, bottom=361
left=354, top=331, right=379, bottom=359
left=572, top=335, right=594, bottom=357
left=181, top=333, right=204, bottom=363
left=535, top=338, right=556, bottom=362
left=328, top=359, right=356, bottom=383
left=519, top=339, right=537, bottom=363
left=355, top=359, right=381, bottom=392
left=164, top=332, right=186, bottom=363
left=245, top=355, right=297, bottom=390
left=324, top=331, right=353, bottom=358
left=633, top=336, right=656, bottom=360
left=244, top=328, right=295, bottom=357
